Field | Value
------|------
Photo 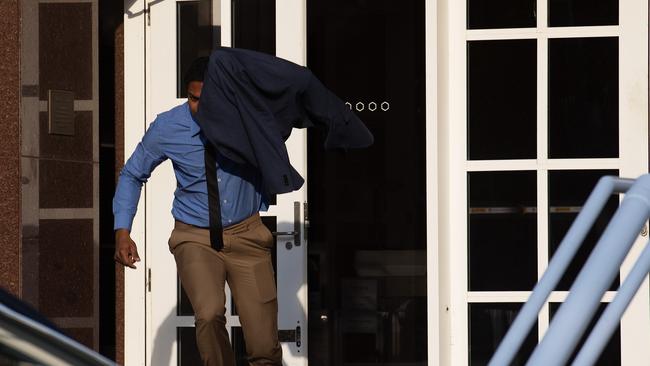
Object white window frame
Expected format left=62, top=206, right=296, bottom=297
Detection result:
left=436, top=0, right=650, bottom=364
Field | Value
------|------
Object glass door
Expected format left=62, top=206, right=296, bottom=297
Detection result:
left=440, top=0, right=650, bottom=364
left=144, top=0, right=308, bottom=365
left=306, top=1, right=429, bottom=365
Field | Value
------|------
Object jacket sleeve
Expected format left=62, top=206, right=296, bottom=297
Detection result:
left=196, top=49, right=305, bottom=195
left=300, top=72, right=374, bottom=149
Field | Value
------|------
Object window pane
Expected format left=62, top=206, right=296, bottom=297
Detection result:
left=231, top=0, right=275, bottom=54
left=468, top=0, right=536, bottom=29
left=231, top=327, right=248, bottom=366
left=548, top=170, right=619, bottom=291
left=549, top=0, right=618, bottom=27
left=468, top=171, right=537, bottom=291
left=469, top=303, right=537, bottom=365
left=468, top=40, right=537, bottom=160
left=177, top=0, right=216, bottom=98
left=178, top=278, right=194, bottom=316
left=548, top=37, right=618, bottom=159
left=178, top=327, right=202, bottom=365
left=549, top=303, right=621, bottom=365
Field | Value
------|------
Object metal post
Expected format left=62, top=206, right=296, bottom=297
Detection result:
left=488, top=177, right=634, bottom=366
left=572, top=241, right=650, bottom=366
left=526, top=174, right=650, bottom=366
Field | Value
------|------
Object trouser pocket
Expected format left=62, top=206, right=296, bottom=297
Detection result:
left=253, top=260, right=277, bottom=303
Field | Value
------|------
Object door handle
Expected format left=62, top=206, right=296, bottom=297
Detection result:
left=270, top=201, right=302, bottom=246
left=278, top=325, right=301, bottom=347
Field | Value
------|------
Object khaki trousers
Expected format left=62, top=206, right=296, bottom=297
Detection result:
left=168, top=213, right=282, bottom=366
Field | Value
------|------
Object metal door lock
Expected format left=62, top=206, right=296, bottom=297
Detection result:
left=278, top=326, right=301, bottom=347
left=285, top=242, right=293, bottom=250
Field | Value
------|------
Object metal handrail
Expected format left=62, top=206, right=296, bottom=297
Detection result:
left=489, top=175, right=650, bottom=366
left=0, top=302, right=116, bottom=365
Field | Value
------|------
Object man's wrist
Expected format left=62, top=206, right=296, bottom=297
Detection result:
left=115, top=228, right=130, bottom=237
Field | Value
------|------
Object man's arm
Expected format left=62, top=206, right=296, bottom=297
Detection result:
left=113, top=120, right=167, bottom=269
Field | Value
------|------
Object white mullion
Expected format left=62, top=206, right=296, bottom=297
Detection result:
left=467, top=26, right=619, bottom=41
left=544, top=159, right=620, bottom=171
left=467, top=291, right=617, bottom=304
left=466, top=28, right=538, bottom=41
left=545, top=26, right=619, bottom=39
left=467, top=292, right=531, bottom=303
left=536, top=0, right=548, bottom=32
left=220, top=0, right=231, bottom=47
left=618, top=1, right=650, bottom=364
left=547, top=291, right=617, bottom=303
left=467, top=159, right=620, bottom=172
left=538, top=302, right=550, bottom=341
left=466, top=159, right=537, bottom=172
left=537, top=169, right=549, bottom=280
left=536, top=8, right=550, bottom=339
left=447, top=0, right=469, bottom=363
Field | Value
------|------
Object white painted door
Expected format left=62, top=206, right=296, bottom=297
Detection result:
left=142, top=0, right=308, bottom=365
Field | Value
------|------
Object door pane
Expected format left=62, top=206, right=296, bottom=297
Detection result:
left=231, top=327, right=247, bottom=366
left=307, top=0, right=427, bottom=364
left=548, top=37, right=618, bottom=159
left=549, top=303, right=621, bottom=365
left=178, top=280, right=194, bottom=316
left=231, top=0, right=275, bottom=54
left=468, top=0, right=536, bottom=29
left=178, top=327, right=202, bottom=365
left=176, top=0, right=216, bottom=97
left=468, top=40, right=537, bottom=160
left=549, top=0, right=618, bottom=27
left=468, top=171, right=537, bottom=291
left=469, top=303, right=537, bottom=365
left=548, top=170, right=619, bottom=291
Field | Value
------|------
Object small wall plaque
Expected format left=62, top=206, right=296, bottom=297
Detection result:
left=48, top=89, right=75, bottom=136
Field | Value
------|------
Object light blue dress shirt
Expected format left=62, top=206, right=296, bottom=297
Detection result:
left=113, top=103, right=268, bottom=231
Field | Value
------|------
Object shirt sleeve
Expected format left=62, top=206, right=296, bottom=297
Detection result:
left=112, top=119, right=167, bottom=231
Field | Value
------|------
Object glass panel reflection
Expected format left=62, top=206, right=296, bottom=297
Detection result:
left=469, top=303, right=537, bottom=366
left=178, top=278, right=194, bottom=316
left=178, top=327, right=202, bottom=366
left=307, top=0, right=427, bottom=364
left=548, top=37, right=618, bottom=159
left=176, top=0, right=216, bottom=98
left=469, top=171, right=537, bottom=291
left=549, top=303, right=621, bottom=365
left=231, top=327, right=247, bottom=366
left=549, top=0, right=618, bottom=27
left=468, top=0, right=536, bottom=29
left=548, top=170, right=619, bottom=291
left=468, top=40, right=537, bottom=160
left=231, top=0, right=275, bottom=55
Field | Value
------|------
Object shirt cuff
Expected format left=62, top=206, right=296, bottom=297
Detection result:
left=114, top=213, right=135, bottom=232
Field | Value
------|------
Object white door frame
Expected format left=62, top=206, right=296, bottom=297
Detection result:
left=436, top=0, right=650, bottom=364
left=123, top=0, right=147, bottom=365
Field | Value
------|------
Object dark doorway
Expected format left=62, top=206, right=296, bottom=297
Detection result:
left=307, top=0, right=428, bottom=364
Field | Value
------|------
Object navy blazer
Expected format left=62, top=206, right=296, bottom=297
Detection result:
left=196, top=47, right=374, bottom=196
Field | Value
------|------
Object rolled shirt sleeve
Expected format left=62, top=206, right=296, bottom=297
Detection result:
left=112, top=120, right=167, bottom=231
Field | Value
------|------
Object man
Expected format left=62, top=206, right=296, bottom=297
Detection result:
left=113, top=57, right=281, bottom=365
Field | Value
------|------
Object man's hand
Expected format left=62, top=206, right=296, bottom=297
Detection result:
left=114, top=229, right=141, bottom=269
